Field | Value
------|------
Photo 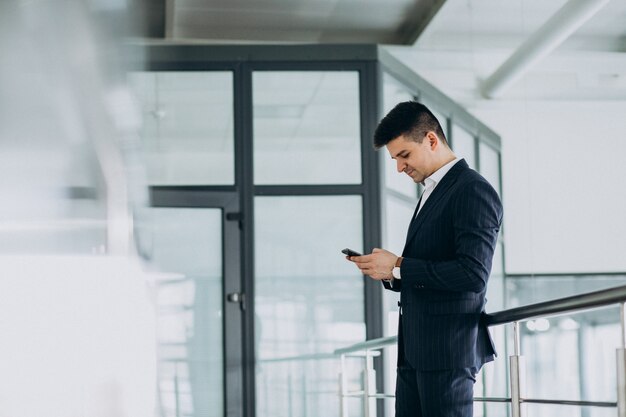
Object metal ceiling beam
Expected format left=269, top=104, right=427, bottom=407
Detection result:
left=128, top=0, right=166, bottom=38
left=403, top=0, right=447, bottom=44
left=481, top=0, right=610, bottom=99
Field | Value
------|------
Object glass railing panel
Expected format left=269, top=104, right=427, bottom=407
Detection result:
left=520, top=306, right=619, bottom=404
left=474, top=402, right=509, bottom=417
left=525, top=403, right=615, bottom=417
left=505, top=274, right=626, bottom=409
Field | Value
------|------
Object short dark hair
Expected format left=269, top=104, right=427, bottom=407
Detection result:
left=373, top=101, right=448, bottom=149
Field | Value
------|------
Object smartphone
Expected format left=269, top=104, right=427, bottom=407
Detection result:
left=341, top=248, right=362, bottom=257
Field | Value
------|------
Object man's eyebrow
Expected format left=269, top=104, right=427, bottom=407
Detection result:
left=392, top=149, right=408, bottom=159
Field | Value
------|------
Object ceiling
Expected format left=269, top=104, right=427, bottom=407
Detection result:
left=134, top=0, right=446, bottom=44
left=133, top=0, right=626, bottom=102
left=388, top=0, right=626, bottom=103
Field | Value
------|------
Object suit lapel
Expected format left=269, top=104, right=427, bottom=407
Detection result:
left=404, top=159, right=468, bottom=247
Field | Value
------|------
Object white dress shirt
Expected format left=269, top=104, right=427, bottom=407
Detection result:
left=414, top=157, right=460, bottom=218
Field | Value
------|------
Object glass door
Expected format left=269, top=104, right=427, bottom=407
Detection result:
left=148, top=191, right=243, bottom=417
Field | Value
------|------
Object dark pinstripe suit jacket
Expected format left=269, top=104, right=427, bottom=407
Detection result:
left=384, top=159, right=502, bottom=371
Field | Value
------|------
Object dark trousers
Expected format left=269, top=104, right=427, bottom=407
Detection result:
left=395, top=364, right=478, bottom=417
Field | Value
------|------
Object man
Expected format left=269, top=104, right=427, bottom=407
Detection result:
left=348, top=101, right=502, bottom=417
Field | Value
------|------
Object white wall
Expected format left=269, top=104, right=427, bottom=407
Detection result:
left=471, top=101, right=626, bottom=274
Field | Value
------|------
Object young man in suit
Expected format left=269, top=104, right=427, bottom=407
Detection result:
left=348, top=101, right=503, bottom=417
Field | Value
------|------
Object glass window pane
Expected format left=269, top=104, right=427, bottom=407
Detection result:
left=254, top=196, right=365, bottom=417
left=149, top=208, right=224, bottom=417
left=382, top=73, right=418, bottom=198
left=128, top=72, right=234, bottom=185
left=452, top=124, right=476, bottom=169
left=479, top=142, right=501, bottom=195
left=253, top=72, right=361, bottom=184
left=430, top=108, right=448, bottom=139
left=382, top=72, right=414, bottom=114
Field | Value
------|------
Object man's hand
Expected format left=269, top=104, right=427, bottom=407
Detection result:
left=347, top=248, right=398, bottom=280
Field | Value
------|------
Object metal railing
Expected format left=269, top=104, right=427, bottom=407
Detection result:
left=334, top=284, right=626, bottom=417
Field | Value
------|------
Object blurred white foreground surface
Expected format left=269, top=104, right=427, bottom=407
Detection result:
left=0, top=255, right=156, bottom=417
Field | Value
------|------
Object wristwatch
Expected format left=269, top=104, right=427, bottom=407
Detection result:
left=391, top=256, right=403, bottom=279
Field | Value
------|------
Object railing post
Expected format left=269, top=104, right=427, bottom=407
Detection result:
left=362, top=349, right=377, bottom=417
left=339, top=354, right=349, bottom=417
left=302, top=371, right=308, bottom=417
left=510, top=321, right=526, bottom=417
left=617, top=303, right=626, bottom=417
left=174, top=362, right=181, bottom=417
left=287, top=373, right=293, bottom=417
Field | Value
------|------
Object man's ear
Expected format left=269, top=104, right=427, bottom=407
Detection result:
left=426, top=131, right=438, bottom=149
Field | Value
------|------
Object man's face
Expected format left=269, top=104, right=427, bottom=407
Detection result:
left=386, top=134, right=435, bottom=184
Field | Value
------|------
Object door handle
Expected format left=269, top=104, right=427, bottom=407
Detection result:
left=226, top=292, right=245, bottom=309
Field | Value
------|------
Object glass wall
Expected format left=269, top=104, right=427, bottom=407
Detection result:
left=252, top=69, right=367, bottom=417
left=128, top=71, right=235, bottom=185
left=149, top=208, right=224, bottom=417
left=255, top=196, right=365, bottom=417
left=130, top=45, right=503, bottom=417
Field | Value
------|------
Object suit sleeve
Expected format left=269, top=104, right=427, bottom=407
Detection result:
left=399, top=180, right=503, bottom=293
left=382, top=278, right=401, bottom=292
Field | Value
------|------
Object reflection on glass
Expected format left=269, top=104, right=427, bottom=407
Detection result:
left=480, top=142, right=501, bottom=195
left=128, top=72, right=234, bottom=185
left=255, top=196, right=365, bottom=417
left=150, top=208, right=223, bottom=417
left=253, top=71, right=361, bottom=185
left=452, top=124, right=476, bottom=169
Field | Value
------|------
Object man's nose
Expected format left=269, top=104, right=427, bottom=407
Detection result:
left=396, top=160, right=405, bottom=173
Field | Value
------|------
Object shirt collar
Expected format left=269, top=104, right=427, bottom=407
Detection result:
left=422, top=157, right=460, bottom=188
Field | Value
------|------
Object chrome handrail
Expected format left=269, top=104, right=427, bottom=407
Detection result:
left=334, top=336, right=397, bottom=355
left=335, top=284, right=626, bottom=356
left=331, top=283, right=626, bottom=417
